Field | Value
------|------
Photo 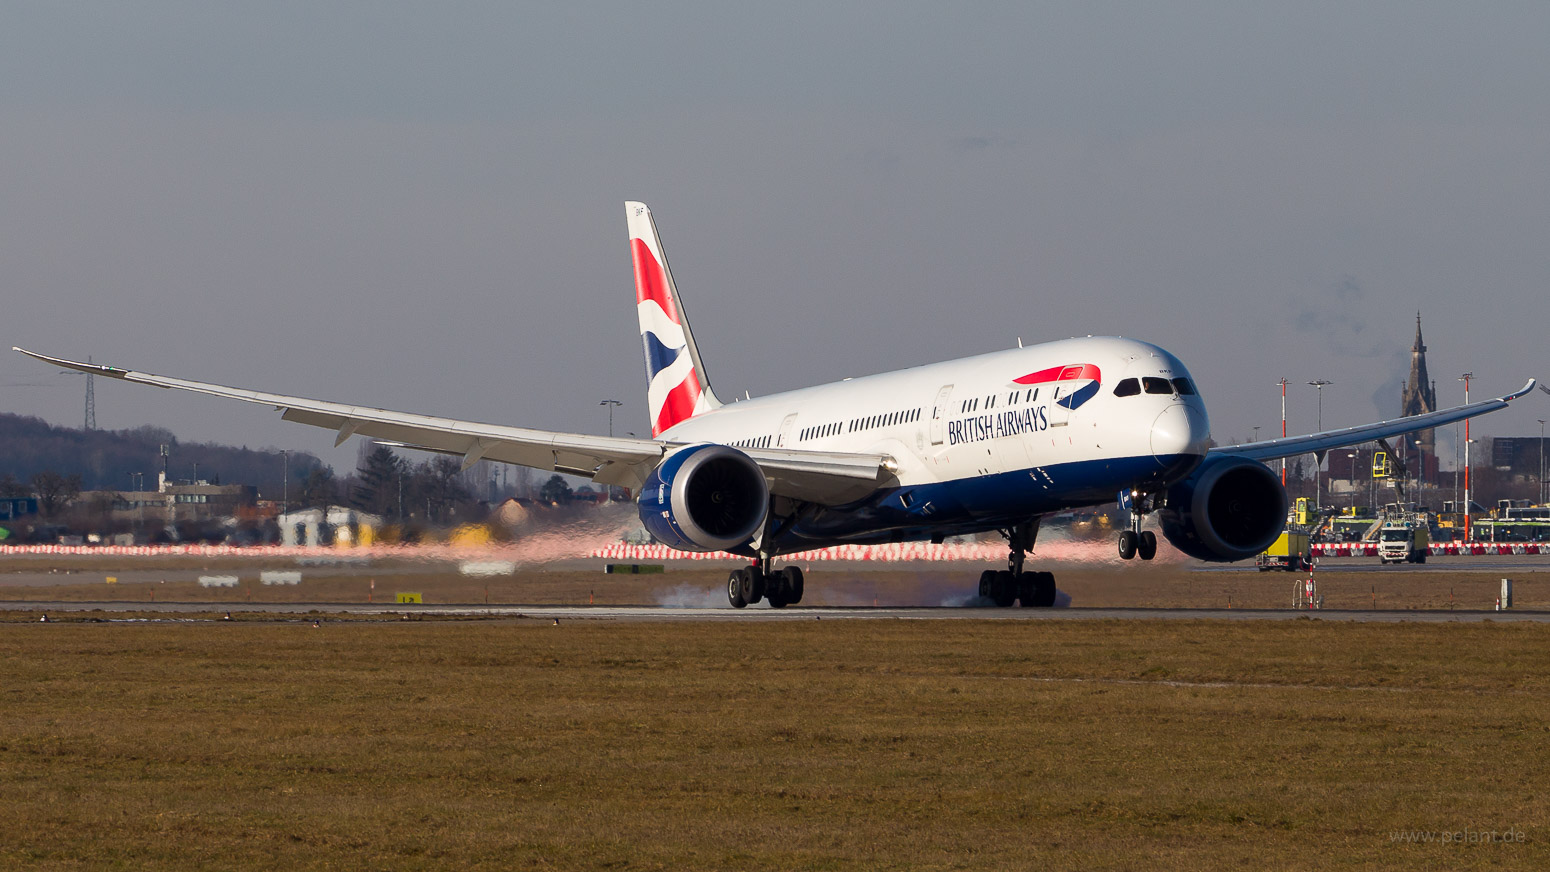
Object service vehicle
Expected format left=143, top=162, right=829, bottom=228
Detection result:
left=1257, top=529, right=1311, bottom=571
left=1378, top=521, right=1429, bottom=564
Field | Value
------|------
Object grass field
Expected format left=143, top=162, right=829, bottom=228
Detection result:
left=3, top=616, right=1548, bottom=870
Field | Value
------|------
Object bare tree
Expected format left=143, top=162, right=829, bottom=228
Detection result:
left=31, top=470, right=82, bottom=517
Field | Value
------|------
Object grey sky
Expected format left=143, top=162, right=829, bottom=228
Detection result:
left=3, top=2, right=1547, bottom=476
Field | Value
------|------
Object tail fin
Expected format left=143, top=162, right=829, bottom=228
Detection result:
left=626, top=201, right=722, bottom=437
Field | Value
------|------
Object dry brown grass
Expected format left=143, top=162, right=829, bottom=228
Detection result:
left=2, top=617, right=1549, bottom=870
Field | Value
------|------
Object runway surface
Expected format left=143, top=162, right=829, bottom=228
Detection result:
left=7, top=601, right=1548, bottom=623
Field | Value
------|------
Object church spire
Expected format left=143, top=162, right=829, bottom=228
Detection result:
left=1402, top=312, right=1438, bottom=463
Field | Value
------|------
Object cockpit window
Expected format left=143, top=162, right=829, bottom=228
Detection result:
left=1142, top=377, right=1173, bottom=395
left=1113, top=378, right=1140, bottom=397
left=1171, top=377, right=1196, bottom=396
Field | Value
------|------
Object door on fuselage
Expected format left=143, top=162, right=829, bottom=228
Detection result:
left=1048, top=384, right=1070, bottom=429
left=929, top=384, right=954, bottom=446
left=776, top=413, right=798, bottom=448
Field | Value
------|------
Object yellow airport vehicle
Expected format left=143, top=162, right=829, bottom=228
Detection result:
left=1258, top=529, right=1311, bottom=572
left=1295, top=497, right=1315, bottom=526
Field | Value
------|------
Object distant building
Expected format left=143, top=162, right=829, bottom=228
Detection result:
left=1, top=497, right=38, bottom=521
left=1399, top=312, right=1438, bottom=461
left=277, top=506, right=381, bottom=547
left=1491, top=437, right=1550, bottom=482
left=103, top=481, right=257, bottom=524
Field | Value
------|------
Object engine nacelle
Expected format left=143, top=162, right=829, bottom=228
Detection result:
left=637, top=443, right=769, bottom=552
left=1158, top=454, right=1287, bottom=562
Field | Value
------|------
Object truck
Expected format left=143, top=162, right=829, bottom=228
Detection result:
left=1258, top=529, right=1311, bottom=572
left=1378, top=521, right=1429, bottom=564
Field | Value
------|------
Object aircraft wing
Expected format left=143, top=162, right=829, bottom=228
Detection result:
left=12, top=348, right=895, bottom=503
left=1211, top=379, right=1539, bottom=462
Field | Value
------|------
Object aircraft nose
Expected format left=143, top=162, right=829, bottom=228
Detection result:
left=1151, top=403, right=1210, bottom=462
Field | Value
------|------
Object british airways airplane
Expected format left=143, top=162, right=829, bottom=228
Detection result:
left=15, top=202, right=1537, bottom=608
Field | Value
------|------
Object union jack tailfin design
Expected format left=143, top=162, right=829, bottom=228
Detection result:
left=627, top=201, right=721, bottom=437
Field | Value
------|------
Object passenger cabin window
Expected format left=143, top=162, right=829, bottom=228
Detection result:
left=1172, top=377, right=1196, bottom=395
left=1113, top=378, right=1141, bottom=397
left=1142, top=377, right=1173, bottom=395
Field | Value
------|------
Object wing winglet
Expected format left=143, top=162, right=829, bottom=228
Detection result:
left=1503, top=379, right=1538, bottom=402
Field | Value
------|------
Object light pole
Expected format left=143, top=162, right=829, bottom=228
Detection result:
left=1458, top=373, right=1473, bottom=540
left=599, top=400, right=623, bottom=502
left=1539, top=419, right=1546, bottom=505
left=1368, top=444, right=1376, bottom=511
left=281, top=449, right=289, bottom=517
left=1347, top=452, right=1358, bottom=510
left=600, top=400, right=622, bottom=438
left=1308, top=379, right=1332, bottom=508
left=1277, top=379, right=1289, bottom=486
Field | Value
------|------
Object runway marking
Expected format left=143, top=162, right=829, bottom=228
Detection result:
left=6, top=602, right=1550, bottom=624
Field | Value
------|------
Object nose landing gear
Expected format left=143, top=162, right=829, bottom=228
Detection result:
left=1118, top=490, right=1159, bottom=561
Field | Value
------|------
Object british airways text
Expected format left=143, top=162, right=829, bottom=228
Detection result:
left=948, top=406, right=1050, bottom=446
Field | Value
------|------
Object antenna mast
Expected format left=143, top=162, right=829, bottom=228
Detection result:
left=84, top=356, right=96, bottom=430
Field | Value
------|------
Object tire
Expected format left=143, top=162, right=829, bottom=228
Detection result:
left=1137, top=530, right=1157, bottom=561
left=1017, top=572, right=1037, bottom=607
left=781, top=566, right=805, bottom=605
left=766, top=568, right=791, bottom=608
left=1034, top=571, right=1057, bottom=607
left=738, top=569, right=760, bottom=605
left=993, top=570, right=1017, bottom=607
left=727, top=570, right=748, bottom=609
left=978, top=570, right=997, bottom=601
left=1118, top=530, right=1138, bottom=560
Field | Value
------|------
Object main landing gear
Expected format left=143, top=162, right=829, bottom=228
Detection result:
left=978, top=520, right=1057, bottom=607
left=1118, top=490, right=1158, bottom=561
left=727, top=557, right=804, bottom=609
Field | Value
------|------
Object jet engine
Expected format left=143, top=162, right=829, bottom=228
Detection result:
left=1157, top=454, right=1287, bottom=562
left=637, top=443, right=769, bottom=552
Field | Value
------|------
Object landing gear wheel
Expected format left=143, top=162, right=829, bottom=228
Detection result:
left=993, top=570, right=1017, bottom=607
left=727, top=570, right=749, bottom=609
left=1118, top=530, right=1138, bottom=560
left=1017, top=573, right=1037, bottom=607
left=765, top=566, right=791, bottom=609
left=978, top=570, right=996, bottom=602
left=738, top=568, right=762, bottom=606
left=780, top=566, right=804, bottom=605
left=1137, top=530, right=1157, bottom=561
left=1034, top=571, right=1057, bottom=607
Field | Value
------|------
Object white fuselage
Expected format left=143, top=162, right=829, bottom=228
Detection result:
left=654, top=334, right=1209, bottom=551
left=661, top=336, right=1211, bottom=526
